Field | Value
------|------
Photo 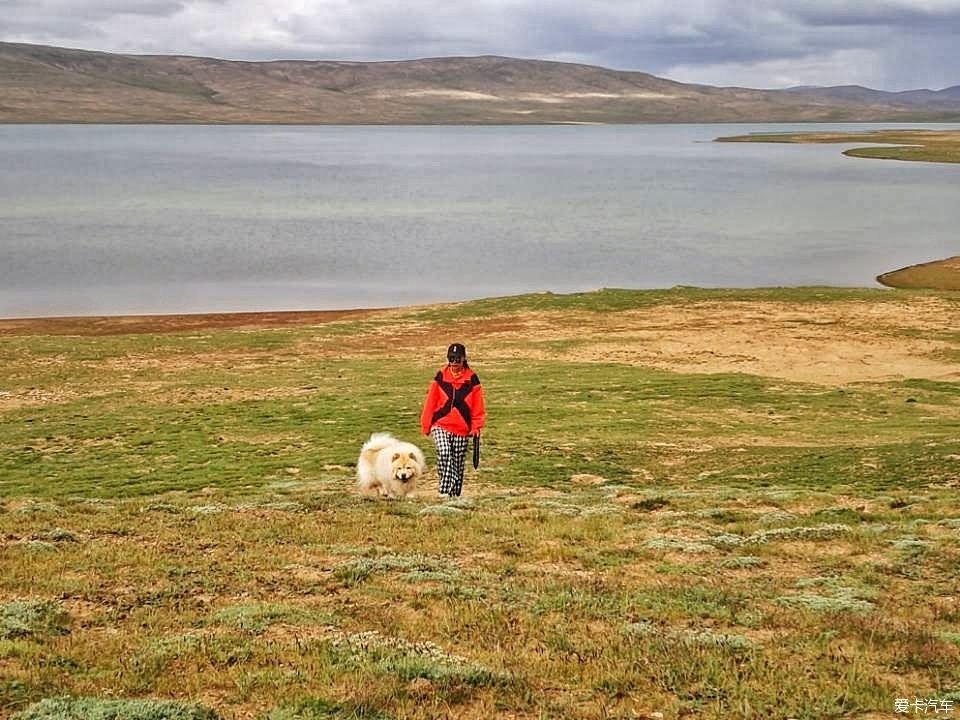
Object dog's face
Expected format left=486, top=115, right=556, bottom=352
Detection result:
left=391, top=451, right=422, bottom=484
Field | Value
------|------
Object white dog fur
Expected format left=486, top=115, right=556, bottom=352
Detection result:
left=356, top=432, right=426, bottom=499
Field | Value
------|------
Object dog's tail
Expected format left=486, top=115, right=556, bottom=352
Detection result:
left=361, top=432, right=396, bottom=453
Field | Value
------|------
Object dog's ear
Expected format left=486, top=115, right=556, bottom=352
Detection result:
left=391, top=452, right=401, bottom=462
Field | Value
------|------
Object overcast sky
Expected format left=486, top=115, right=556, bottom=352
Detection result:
left=2, top=0, right=959, bottom=91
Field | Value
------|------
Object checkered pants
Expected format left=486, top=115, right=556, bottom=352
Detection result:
left=430, top=427, right=469, bottom=497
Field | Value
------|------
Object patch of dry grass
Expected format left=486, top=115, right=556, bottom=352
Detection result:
left=877, top=256, right=960, bottom=291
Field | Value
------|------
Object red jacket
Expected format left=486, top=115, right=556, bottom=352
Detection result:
left=420, top=366, right=486, bottom=437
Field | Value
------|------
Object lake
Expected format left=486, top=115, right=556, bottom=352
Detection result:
left=1, top=123, right=959, bottom=318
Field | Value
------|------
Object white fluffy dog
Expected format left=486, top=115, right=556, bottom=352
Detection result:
left=356, top=432, right=426, bottom=499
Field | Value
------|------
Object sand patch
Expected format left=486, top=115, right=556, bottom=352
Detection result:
left=470, top=298, right=959, bottom=386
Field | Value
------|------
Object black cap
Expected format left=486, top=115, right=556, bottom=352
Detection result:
left=447, top=343, right=466, bottom=359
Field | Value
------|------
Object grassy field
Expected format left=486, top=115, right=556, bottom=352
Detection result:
left=1, top=287, right=959, bottom=720
left=714, top=129, right=960, bottom=164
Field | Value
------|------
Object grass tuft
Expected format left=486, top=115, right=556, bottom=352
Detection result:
left=416, top=505, right=466, bottom=517
left=644, top=537, right=717, bottom=554
left=36, top=527, right=78, bottom=542
left=777, top=578, right=877, bottom=614
left=625, top=621, right=757, bottom=650
left=327, top=630, right=504, bottom=687
left=333, top=554, right=454, bottom=586
left=261, top=698, right=392, bottom=720
left=211, top=604, right=335, bottom=635
left=719, top=556, right=765, bottom=569
left=776, top=593, right=876, bottom=613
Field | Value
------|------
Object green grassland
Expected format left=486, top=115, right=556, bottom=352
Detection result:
left=2, top=288, right=959, bottom=719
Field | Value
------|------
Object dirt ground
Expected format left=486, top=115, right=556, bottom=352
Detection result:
left=350, top=296, right=960, bottom=386
left=499, top=297, right=960, bottom=386
left=1, top=295, right=957, bottom=387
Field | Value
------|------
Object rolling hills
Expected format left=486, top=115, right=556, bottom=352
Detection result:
left=3, top=40, right=960, bottom=124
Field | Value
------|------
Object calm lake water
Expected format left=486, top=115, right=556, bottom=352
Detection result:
left=2, top=123, right=959, bottom=318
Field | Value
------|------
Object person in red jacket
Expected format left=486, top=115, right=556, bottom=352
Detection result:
left=420, top=342, right=486, bottom=498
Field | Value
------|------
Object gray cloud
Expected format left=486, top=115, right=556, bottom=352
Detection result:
left=1, top=0, right=183, bottom=22
left=1, top=0, right=958, bottom=90
left=782, top=0, right=960, bottom=27
left=0, top=0, right=183, bottom=47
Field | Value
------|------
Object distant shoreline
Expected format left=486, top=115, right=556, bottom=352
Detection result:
left=0, top=308, right=377, bottom=336
left=715, top=128, right=960, bottom=163
left=876, top=255, right=960, bottom=290
left=2, top=272, right=958, bottom=334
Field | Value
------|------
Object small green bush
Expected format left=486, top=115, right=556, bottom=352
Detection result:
left=776, top=593, right=875, bottom=614
left=0, top=600, right=70, bottom=640
left=261, top=698, right=391, bottom=719
left=327, top=630, right=504, bottom=687
left=624, top=622, right=757, bottom=651
left=720, top=556, right=765, bottom=568
left=211, top=604, right=333, bottom=635
left=643, top=537, right=716, bottom=554
left=12, top=697, right=220, bottom=720
left=37, top=528, right=78, bottom=542
left=710, top=523, right=854, bottom=548
left=333, top=554, right=453, bottom=585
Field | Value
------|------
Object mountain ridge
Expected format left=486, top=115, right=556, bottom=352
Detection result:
left=3, top=41, right=959, bottom=124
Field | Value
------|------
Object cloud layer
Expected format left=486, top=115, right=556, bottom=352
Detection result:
left=2, top=0, right=959, bottom=90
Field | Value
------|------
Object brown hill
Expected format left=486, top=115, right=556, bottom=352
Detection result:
left=3, top=41, right=960, bottom=124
